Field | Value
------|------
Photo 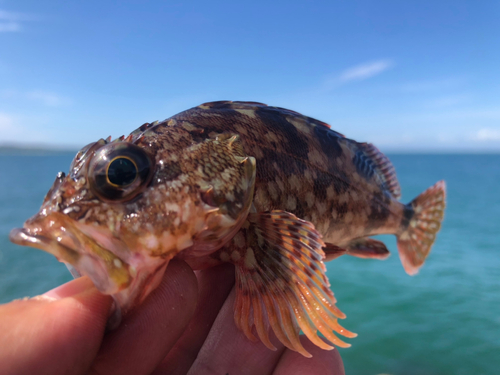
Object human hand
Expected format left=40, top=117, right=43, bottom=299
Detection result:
left=0, top=260, right=345, bottom=375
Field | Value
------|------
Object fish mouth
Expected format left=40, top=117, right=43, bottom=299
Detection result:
left=9, top=211, right=169, bottom=321
left=10, top=226, right=82, bottom=267
left=9, top=213, right=132, bottom=295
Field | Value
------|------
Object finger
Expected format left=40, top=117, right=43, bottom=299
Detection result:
left=187, top=288, right=286, bottom=375
left=153, top=263, right=235, bottom=375
left=89, top=259, right=198, bottom=375
left=273, top=336, right=345, bottom=375
left=0, top=276, right=111, bottom=375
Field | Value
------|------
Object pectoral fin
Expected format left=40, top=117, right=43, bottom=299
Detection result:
left=215, top=210, right=356, bottom=357
left=324, top=238, right=390, bottom=262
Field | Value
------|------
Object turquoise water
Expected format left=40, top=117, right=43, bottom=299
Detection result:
left=0, top=153, right=498, bottom=374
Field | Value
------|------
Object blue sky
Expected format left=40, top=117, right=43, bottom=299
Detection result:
left=1, top=0, right=499, bottom=152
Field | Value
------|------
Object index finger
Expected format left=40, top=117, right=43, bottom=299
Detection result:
left=89, top=259, right=198, bottom=375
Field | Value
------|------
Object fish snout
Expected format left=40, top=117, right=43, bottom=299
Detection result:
left=9, top=212, right=172, bottom=323
left=9, top=212, right=132, bottom=296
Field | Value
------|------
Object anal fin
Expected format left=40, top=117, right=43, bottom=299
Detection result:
left=324, top=238, right=390, bottom=261
left=322, top=243, right=347, bottom=261
left=219, top=210, right=356, bottom=357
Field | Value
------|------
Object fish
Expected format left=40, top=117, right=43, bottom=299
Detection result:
left=10, top=101, right=446, bottom=357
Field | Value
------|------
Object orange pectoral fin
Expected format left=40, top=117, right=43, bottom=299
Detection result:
left=227, top=211, right=355, bottom=358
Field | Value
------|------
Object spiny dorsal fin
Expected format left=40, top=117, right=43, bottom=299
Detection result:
left=357, top=143, right=401, bottom=199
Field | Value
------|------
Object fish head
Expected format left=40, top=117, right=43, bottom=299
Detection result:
left=10, top=132, right=256, bottom=319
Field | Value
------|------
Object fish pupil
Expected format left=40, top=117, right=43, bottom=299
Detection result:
left=108, top=158, right=137, bottom=186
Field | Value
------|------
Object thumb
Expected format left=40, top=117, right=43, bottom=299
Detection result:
left=0, top=276, right=112, bottom=375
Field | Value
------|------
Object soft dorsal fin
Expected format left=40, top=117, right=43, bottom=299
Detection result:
left=357, top=143, right=401, bottom=199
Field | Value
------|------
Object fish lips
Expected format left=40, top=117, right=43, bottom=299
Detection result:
left=9, top=212, right=132, bottom=295
left=9, top=211, right=169, bottom=327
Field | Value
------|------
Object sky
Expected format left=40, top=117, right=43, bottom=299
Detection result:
left=0, top=0, right=499, bottom=152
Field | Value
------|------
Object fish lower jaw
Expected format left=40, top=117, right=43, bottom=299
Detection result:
left=10, top=224, right=172, bottom=319
left=9, top=225, right=127, bottom=294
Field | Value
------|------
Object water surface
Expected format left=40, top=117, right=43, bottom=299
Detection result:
left=0, top=153, right=498, bottom=374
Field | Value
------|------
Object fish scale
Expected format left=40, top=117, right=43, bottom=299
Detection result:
left=10, top=100, right=446, bottom=357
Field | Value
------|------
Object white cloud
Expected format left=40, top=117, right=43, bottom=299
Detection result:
left=0, top=21, right=20, bottom=32
left=0, top=112, right=51, bottom=144
left=474, top=128, right=500, bottom=141
left=0, top=89, right=70, bottom=107
left=27, top=91, right=69, bottom=107
left=0, top=112, right=26, bottom=142
left=0, top=9, right=33, bottom=33
left=0, top=112, right=14, bottom=131
left=338, top=60, right=394, bottom=82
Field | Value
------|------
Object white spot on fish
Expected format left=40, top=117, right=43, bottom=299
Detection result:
left=288, top=174, right=301, bottom=191
left=177, top=233, right=193, bottom=251
left=326, top=186, right=335, bottom=200
left=315, top=200, right=328, bottom=216
left=308, top=148, right=327, bottom=168
left=305, top=191, right=315, bottom=208
left=264, top=131, right=280, bottom=143
left=235, top=109, right=256, bottom=119
left=231, top=251, right=241, bottom=262
left=350, top=191, right=359, bottom=202
left=182, top=121, right=197, bottom=131
left=233, top=232, right=245, bottom=248
left=141, top=234, right=159, bottom=250
left=267, top=182, right=279, bottom=200
left=286, top=195, right=297, bottom=211
left=244, top=247, right=257, bottom=269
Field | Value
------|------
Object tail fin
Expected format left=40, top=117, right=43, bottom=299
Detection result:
left=397, top=180, right=446, bottom=275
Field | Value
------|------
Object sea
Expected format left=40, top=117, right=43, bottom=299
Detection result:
left=0, top=152, right=498, bottom=375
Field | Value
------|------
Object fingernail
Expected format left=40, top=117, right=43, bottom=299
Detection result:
left=41, top=276, right=94, bottom=300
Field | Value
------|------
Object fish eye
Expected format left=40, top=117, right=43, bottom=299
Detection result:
left=107, top=157, right=138, bottom=187
left=88, top=143, right=153, bottom=202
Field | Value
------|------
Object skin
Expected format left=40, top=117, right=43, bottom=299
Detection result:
left=0, top=260, right=344, bottom=375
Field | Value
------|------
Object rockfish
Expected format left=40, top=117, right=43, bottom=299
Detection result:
left=10, top=101, right=446, bottom=357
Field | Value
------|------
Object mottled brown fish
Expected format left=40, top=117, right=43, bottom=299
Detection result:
left=10, top=101, right=446, bottom=357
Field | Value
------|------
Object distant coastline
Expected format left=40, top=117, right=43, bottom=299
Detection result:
left=0, top=145, right=77, bottom=156
left=1, top=144, right=499, bottom=156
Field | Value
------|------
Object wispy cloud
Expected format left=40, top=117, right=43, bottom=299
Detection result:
left=0, top=112, right=52, bottom=144
left=338, top=60, right=394, bottom=82
left=0, top=9, right=33, bottom=33
left=474, top=128, right=500, bottom=141
left=26, top=91, right=70, bottom=107
left=1, top=89, right=70, bottom=107
left=0, top=112, right=26, bottom=143
left=0, top=112, right=15, bottom=131
left=321, top=59, right=395, bottom=91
